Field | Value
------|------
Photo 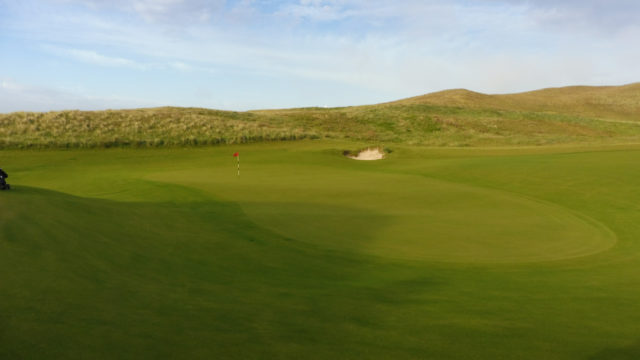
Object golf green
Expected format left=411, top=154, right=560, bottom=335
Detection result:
left=2, top=141, right=640, bottom=359
left=236, top=177, right=615, bottom=263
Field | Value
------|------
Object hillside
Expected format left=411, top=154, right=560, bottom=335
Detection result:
left=1, top=83, right=639, bottom=149
left=395, top=83, right=640, bottom=122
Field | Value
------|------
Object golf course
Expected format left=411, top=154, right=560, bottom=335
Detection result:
left=2, top=85, right=640, bottom=359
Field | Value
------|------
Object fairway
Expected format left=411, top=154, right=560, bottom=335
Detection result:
left=3, top=141, right=640, bottom=359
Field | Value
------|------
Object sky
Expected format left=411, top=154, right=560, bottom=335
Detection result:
left=1, top=0, right=639, bottom=112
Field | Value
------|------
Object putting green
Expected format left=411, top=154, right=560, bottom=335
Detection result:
left=133, top=146, right=617, bottom=264
left=237, top=175, right=616, bottom=263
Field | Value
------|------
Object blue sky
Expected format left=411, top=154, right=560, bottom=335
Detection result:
left=1, top=0, right=639, bottom=112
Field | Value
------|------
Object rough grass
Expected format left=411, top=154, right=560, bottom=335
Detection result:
left=1, top=83, right=639, bottom=149
left=0, top=107, right=317, bottom=149
left=395, top=82, right=640, bottom=122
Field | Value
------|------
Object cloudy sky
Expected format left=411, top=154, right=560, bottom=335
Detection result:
left=1, top=0, right=639, bottom=112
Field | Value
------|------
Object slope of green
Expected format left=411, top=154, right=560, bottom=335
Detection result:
left=1, top=83, right=639, bottom=149
left=3, top=141, right=640, bottom=359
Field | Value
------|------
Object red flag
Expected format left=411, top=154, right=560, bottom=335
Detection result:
left=233, top=152, right=239, bottom=157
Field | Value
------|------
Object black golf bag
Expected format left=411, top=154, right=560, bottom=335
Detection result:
left=0, top=168, right=9, bottom=190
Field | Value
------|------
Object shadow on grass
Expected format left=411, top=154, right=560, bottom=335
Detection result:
left=0, top=185, right=440, bottom=359
left=589, top=341, right=640, bottom=360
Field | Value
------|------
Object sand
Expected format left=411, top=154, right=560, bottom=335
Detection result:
left=348, top=148, right=384, bottom=160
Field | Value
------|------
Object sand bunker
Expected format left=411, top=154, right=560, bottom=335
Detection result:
left=348, top=148, right=385, bottom=161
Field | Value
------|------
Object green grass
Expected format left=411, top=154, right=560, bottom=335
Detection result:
left=3, top=141, right=640, bottom=359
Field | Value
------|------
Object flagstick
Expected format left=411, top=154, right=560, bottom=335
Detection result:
left=237, top=155, right=240, bottom=177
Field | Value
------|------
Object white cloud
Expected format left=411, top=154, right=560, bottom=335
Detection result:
left=58, top=0, right=225, bottom=25
left=278, top=0, right=354, bottom=21
left=1, top=79, right=25, bottom=92
left=495, top=0, right=640, bottom=33
left=66, top=48, right=147, bottom=69
left=42, top=45, right=221, bottom=74
left=2, top=0, right=639, bottom=112
left=131, top=0, right=224, bottom=24
left=0, top=78, right=161, bottom=113
left=41, top=45, right=151, bottom=69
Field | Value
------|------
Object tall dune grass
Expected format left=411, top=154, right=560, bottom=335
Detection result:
left=2, top=84, right=639, bottom=149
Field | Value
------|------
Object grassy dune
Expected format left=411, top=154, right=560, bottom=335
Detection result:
left=0, top=107, right=316, bottom=149
left=396, top=83, right=640, bottom=122
left=3, top=142, right=640, bottom=359
left=1, top=83, right=639, bottom=148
